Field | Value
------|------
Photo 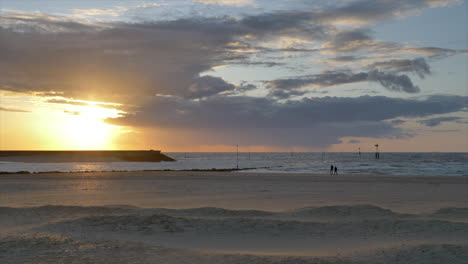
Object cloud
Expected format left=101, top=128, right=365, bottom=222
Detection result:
left=0, top=106, right=31, bottom=112
left=348, top=139, right=361, bottom=144
left=268, top=89, right=307, bottom=99
left=390, top=119, right=406, bottom=125
left=128, top=0, right=462, bottom=28
left=239, top=10, right=330, bottom=40
left=418, top=116, right=463, bottom=127
left=310, top=58, right=436, bottom=95
left=187, top=76, right=236, bottom=99
left=45, top=99, right=90, bottom=106
left=230, top=61, right=286, bottom=67
left=321, top=29, right=401, bottom=54
left=70, top=7, right=129, bottom=18
left=44, top=98, right=120, bottom=109
left=107, top=94, right=467, bottom=148
left=402, top=47, right=467, bottom=58
left=1, top=5, right=464, bottom=103
left=329, top=55, right=363, bottom=62
left=266, top=70, right=420, bottom=93
left=193, top=0, right=254, bottom=6
left=266, top=71, right=368, bottom=90
left=367, top=70, right=420, bottom=93
left=321, top=0, right=462, bottom=26
left=0, top=10, right=335, bottom=102
left=0, top=16, right=240, bottom=102
left=367, top=58, right=431, bottom=78
left=0, top=11, right=97, bottom=33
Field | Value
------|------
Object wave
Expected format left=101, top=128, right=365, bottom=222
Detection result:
left=355, top=243, right=468, bottom=264
left=3, top=204, right=468, bottom=223
left=1, top=234, right=467, bottom=264
left=0, top=205, right=132, bottom=215
left=43, top=213, right=468, bottom=240
left=3, top=204, right=468, bottom=263
left=0, top=205, right=133, bottom=226
left=431, top=207, right=468, bottom=219
left=146, top=207, right=275, bottom=218
left=286, top=204, right=409, bottom=219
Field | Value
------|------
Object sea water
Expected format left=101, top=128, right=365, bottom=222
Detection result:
left=0, top=152, right=467, bottom=176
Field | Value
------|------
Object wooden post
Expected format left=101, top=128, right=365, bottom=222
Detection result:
left=236, top=144, right=239, bottom=169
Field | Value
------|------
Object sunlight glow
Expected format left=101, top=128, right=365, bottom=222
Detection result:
left=57, top=105, right=121, bottom=150
left=63, top=116, right=112, bottom=149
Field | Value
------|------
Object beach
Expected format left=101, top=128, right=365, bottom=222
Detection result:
left=1, top=171, right=468, bottom=263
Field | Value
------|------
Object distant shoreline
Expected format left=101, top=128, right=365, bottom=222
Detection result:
left=1, top=170, right=467, bottom=180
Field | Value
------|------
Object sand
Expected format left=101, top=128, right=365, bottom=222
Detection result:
left=1, top=171, right=468, bottom=263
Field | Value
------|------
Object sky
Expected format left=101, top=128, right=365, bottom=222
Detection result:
left=0, top=0, right=467, bottom=152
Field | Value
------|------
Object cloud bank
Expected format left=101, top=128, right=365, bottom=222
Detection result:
left=266, top=70, right=421, bottom=96
left=107, top=95, right=467, bottom=148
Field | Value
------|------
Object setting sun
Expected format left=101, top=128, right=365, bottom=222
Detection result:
left=57, top=105, right=121, bottom=150
left=62, top=114, right=113, bottom=149
left=41, top=103, right=122, bottom=150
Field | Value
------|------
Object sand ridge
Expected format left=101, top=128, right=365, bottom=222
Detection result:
left=1, top=171, right=468, bottom=263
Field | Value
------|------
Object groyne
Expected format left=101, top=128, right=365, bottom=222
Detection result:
left=0, top=150, right=176, bottom=162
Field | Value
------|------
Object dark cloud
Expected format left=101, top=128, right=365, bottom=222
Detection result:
left=0, top=106, right=31, bottom=113
left=268, top=89, right=307, bottom=99
left=321, top=0, right=460, bottom=25
left=418, top=116, right=463, bottom=127
left=329, top=55, right=362, bottom=62
left=226, top=82, right=258, bottom=95
left=240, top=10, right=329, bottom=40
left=187, top=76, right=235, bottom=99
left=0, top=10, right=332, bottom=102
left=276, top=47, right=319, bottom=52
left=266, top=71, right=367, bottom=90
left=107, top=94, right=467, bottom=148
left=367, top=58, right=431, bottom=78
left=238, top=82, right=257, bottom=91
left=310, top=90, right=329, bottom=94
left=348, top=139, right=361, bottom=144
left=230, top=61, right=286, bottom=67
left=1, top=5, right=463, bottom=103
left=266, top=70, right=420, bottom=93
left=0, top=16, right=243, bottom=101
left=367, top=70, right=420, bottom=93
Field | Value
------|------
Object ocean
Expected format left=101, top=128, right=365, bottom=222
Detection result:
left=1, top=152, right=467, bottom=176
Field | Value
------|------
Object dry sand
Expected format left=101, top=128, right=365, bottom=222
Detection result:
left=1, top=171, right=468, bottom=263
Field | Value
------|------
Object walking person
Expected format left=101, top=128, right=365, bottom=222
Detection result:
left=330, top=164, right=334, bottom=175
left=334, top=166, right=338, bottom=175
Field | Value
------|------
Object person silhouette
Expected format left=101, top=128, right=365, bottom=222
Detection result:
left=334, top=166, right=338, bottom=175
left=330, top=165, right=334, bottom=175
